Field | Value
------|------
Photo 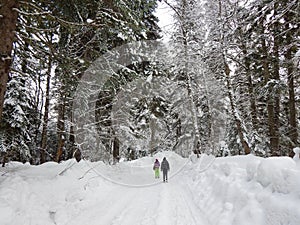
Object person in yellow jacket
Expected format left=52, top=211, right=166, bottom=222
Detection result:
left=153, top=159, right=160, bottom=178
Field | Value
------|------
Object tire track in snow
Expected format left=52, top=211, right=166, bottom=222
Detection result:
left=110, top=186, right=160, bottom=225
left=62, top=183, right=162, bottom=225
left=175, top=182, right=210, bottom=225
left=176, top=172, right=212, bottom=225
left=155, top=183, right=175, bottom=225
left=154, top=180, right=209, bottom=225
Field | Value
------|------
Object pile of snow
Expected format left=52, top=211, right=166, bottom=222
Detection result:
left=186, top=154, right=300, bottom=225
left=0, top=151, right=300, bottom=225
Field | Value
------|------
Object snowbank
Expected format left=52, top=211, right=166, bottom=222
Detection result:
left=187, top=154, right=300, bottom=225
left=0, top=151, right=300, bottom=225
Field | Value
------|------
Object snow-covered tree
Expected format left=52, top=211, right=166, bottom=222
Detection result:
left=163, top=0, right=228, bottom=156
left=1, top=73, right=36, bottom=162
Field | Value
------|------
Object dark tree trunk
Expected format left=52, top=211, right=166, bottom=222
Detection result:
left=112, top=135, right=120, bottom=163
left=73, top=148, right=82, bottom=162
left=285, top=14, right=298, bottom=157
left=56, top=98, right=66, bottom=162
left=272, top=2, right=281, bottom=156
left=225, top=63, right=251, bottom=155
left=40, top=57, right=52, bottom=164
left=241, top=44, right=258, bottom=130
left=217, top=0, right=250, bottom=155
left=261, top=37, right=279, bottom=156
left=0, top=0, right=19, bottom=122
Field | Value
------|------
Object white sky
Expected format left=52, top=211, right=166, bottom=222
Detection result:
left=155, top=1, right=175, bottom=42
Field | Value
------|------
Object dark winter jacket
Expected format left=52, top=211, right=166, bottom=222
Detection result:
left=161, top=158, right=170, bottom=172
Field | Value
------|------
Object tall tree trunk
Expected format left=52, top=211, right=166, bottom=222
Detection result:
left=56, top=98, right=66, bottom=162
left=40, top=56, right=52, bottom=164
left=163, top=0, right=201, bottom=155
left=149, top=117, right=156, bottom=155
left=287, top=53, right=297, bottom=157
left=261, top=37, right=279, bottom=156
left=0, top=0, right=19, bottom=122
left=241, top=44, right=258, bottom=130
left=112, top=135, right=119, bottom=164
left=218, top=0, right=250, bottom=155
left=285, top=14, right=298, bottom=157
left=225, top=63, right=251, bottom=155
left=181, top=0, right=201, bottom=155
left=66, top=94, right=75, bottom=160
left=68, top=114, right=75, bottom=160
left=272, top=2, right=281, bottom=156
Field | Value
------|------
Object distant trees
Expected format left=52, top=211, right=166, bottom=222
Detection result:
left=224, top=0, right=298, bottom=156
left=166, top=0, right=299, bottom=157
left=0, top=0, right=299, bottom=165
left=0, top=0, right=161, bottom=165
left=75, top=0, right=162, bottom=162
left=165, top=0, right=228, bottom=156
left=228, top=0, right=300, bottom=156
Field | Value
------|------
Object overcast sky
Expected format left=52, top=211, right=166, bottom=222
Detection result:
left=155, top=1, right=175, bottom=42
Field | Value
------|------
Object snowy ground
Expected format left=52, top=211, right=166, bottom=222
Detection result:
left=1, top=151, right=300, bottom=225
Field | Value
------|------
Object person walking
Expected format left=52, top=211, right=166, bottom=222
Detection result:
left=153, top=159, right=160, bottom=178
left=161, top=157, right=170, bottom=182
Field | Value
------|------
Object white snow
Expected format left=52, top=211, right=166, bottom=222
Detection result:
left=86, top=19, right=94, bottom=24
left=293, top=147, right=300, bottom=162
left=1, top=151, right=300, bottom=225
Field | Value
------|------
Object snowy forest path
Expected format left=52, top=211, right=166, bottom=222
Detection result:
left=155, top=177, right=210, bottom=225
left=61, top=174, right=209, bottom=225
left=57, top=161, right=210, bottom=225
left=2, top=154, right=300, bottom=225
left=98, top=165, right=210, bottom=225
left=0, top=157, right=211, bottom=225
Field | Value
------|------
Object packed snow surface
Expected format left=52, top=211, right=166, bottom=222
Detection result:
left=1, top=151, right=300, bottom=225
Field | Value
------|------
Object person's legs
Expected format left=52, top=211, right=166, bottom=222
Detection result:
left=155, top=168, right=159, bottom=178
left=163, top=171, right=167, bottom=182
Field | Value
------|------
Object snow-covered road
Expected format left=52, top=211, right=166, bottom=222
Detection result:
left=52, top=153, right=210, bottom=225
left=67, top=178, right=208, bottom=225
left=0, top=152, right=209, bottom=225
left=1, top=151, right=300, bottom=225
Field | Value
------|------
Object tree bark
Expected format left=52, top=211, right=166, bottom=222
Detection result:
left=112, top=135, right=119, bottom=164
left=218, top=0, right=250, bottom=155
left=241, top=43, right=258, bottom=130
left=149, top=117, right=156, bottom=154
left=272, top=2, right=281, bottom=156
left=181, top=0, right=201, bottom=154
left=0, top=0, right=19, bottom=122
left=225, top=63, right=251, bottom=155
left=40, top=56, right=52, bottom=164
left=261, top=37, right=279, bottom=156
left=285, top=13, right=298, bottom=157
left=56, top=98, right=66, bottom=162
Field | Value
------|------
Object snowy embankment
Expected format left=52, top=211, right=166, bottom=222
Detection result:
left=0, top=151, right=300, bottom=225
left=186, top=154, right=300, bottom=225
